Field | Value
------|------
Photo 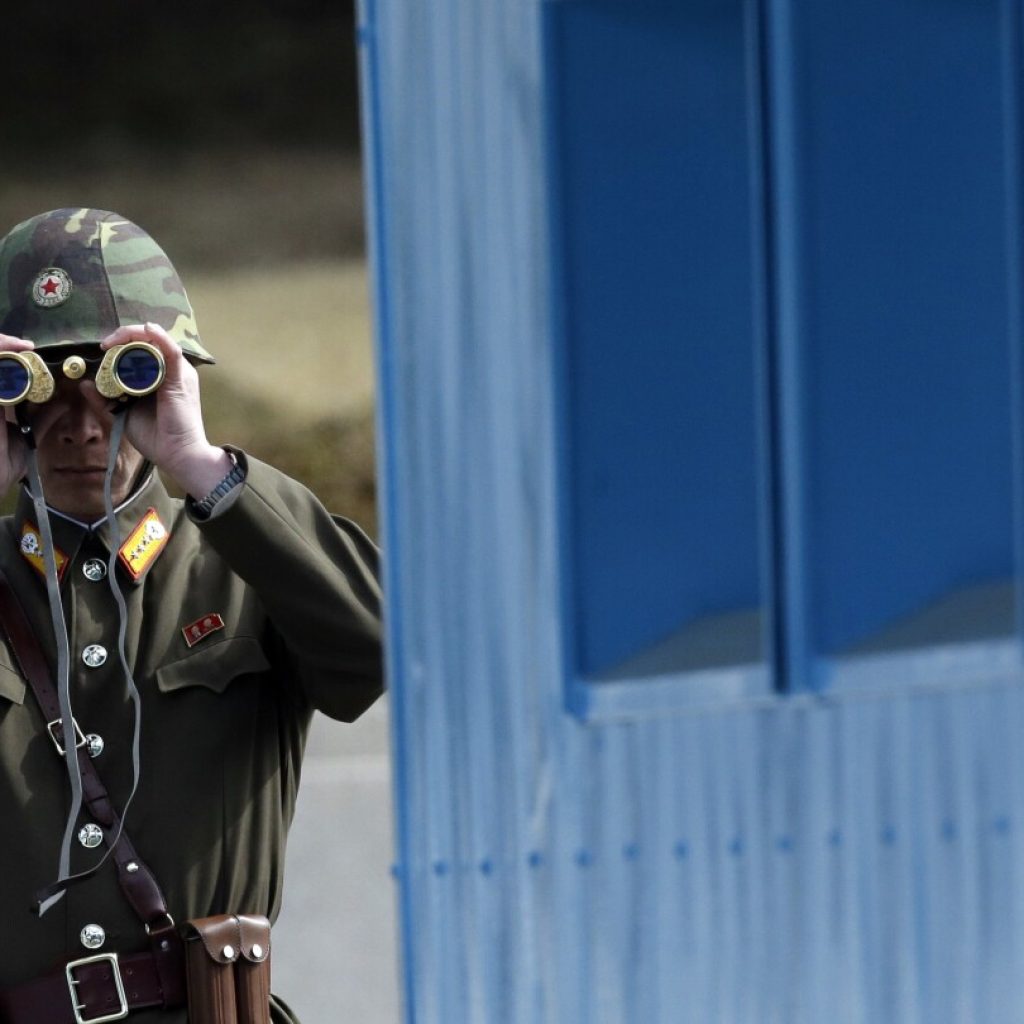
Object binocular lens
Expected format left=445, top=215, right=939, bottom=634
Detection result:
left=0, top=341, right=165, bottom=405
left=115, top=347, right=163, bottom=394
left=0, top=359, right=30, bottom=404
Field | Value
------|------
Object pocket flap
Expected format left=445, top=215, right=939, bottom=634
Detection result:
left=156, top=636, right=270, bottom=696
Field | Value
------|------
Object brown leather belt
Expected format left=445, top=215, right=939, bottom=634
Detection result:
left=0, top=946, right=185, bottom=1024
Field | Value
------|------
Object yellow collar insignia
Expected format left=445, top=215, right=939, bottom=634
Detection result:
left=19, top=523, right=69, bottom=583
left=118, top=508, right=170, bottom=581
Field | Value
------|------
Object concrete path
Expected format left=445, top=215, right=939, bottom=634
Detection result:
left=272, top=698, right=401, bottom=1024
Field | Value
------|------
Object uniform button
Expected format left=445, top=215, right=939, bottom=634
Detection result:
left=78, top=823, right=104, bottom=849
left=82, top=558, right=107, bottom=582
left=85, top=734, right=105, bottom=759
left=80, top=924, right=106, bottom=950
left=82, top=645, right=107, bottom=668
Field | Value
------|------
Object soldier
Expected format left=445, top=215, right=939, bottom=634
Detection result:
left=0, top=208, right=384, bottom=1023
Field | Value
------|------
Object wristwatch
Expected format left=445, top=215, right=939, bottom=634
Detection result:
left=192, top=452, right=245, bottom=518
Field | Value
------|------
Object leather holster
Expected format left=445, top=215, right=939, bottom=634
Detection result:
left=183, top=913, right=272, bottom=1024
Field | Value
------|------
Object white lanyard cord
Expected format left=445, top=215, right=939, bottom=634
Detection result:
left=22, top=440, right=78, bottom=915
left=33, top=410, right=145, bottom=914
left=99, top=409, right=145, bottom=868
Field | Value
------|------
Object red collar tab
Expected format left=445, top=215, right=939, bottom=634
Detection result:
left=19, top=523, right=69, bottom=582
left=118, top=508, right=170, bottom=581
left=182, top=613, right=225, bottom=648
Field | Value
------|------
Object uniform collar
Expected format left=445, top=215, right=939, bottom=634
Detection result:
left=15, top=471, right=176, bottom=586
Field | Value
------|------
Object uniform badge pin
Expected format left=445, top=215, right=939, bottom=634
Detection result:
left=31, top=267, right=73, bottom=308
left=182, top=613, right=225, bottom=647
left=19, top=523, right=68, bottom=581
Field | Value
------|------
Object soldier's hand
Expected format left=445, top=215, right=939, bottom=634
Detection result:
left=0, top=334, right=37, bottom=497
left=97, top=324, right=233, bottom=499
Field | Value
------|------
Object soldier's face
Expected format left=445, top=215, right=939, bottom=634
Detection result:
left=30, top=377, right=146, bottom=520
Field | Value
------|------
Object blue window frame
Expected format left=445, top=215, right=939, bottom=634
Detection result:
left=545, top=0, right=1024, bottom=720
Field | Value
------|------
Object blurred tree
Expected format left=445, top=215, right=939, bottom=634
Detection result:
left=1, top=1, right=360, bottom=164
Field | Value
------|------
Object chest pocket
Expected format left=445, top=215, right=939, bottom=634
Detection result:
left=156, top=636, right=271, bottom=696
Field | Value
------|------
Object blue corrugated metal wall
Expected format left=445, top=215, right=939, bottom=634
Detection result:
left=358, top=0, right=1024, bottom=1020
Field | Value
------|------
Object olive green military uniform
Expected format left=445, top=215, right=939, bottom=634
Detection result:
left=0, top=450, right=383, bottom=1023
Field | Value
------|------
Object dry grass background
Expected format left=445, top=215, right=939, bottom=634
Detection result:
left=0, top=149, right=378, bottom=533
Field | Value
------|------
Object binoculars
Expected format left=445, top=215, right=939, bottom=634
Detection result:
left=0, top=342, right=166, bottom=406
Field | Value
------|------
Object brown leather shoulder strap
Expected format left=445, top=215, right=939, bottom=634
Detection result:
left=0, top=565, right=184, bottom=1003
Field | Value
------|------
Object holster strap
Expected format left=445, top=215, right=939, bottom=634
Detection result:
left=184, top=914, right=272, bottom=963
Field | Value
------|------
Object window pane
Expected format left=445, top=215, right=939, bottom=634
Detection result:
left=768, top=0, right=1023, bottom=688
left=545, top=0, right=771, bottom=693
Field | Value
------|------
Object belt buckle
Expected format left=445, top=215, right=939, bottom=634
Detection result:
left=47, top=716, right=87, bottom=756
left=65, top=952, right=129, bottom=1024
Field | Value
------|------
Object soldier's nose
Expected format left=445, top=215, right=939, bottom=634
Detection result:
left=56, top=389, right=108, bottom=445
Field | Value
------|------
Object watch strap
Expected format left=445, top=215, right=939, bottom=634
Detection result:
left=192, top=453, right=245, bottom=518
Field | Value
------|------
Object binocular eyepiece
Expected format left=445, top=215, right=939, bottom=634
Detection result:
left=0, top=342, right=166, bottom=406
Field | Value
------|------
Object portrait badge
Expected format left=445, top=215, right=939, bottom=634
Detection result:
left=19, top=523, right=68, bottom=581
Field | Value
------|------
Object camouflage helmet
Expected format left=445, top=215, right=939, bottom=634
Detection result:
left=0, top=208, right=214, bottom=363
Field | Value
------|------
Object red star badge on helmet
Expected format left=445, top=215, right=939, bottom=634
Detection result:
left=31, top=267, right=72, bottom=308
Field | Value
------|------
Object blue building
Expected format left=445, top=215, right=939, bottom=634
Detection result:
left=359, top=1, right=1024, bottom=1020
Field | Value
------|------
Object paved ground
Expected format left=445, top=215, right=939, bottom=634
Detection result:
left=271, top=698, right=401, bottom=1024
